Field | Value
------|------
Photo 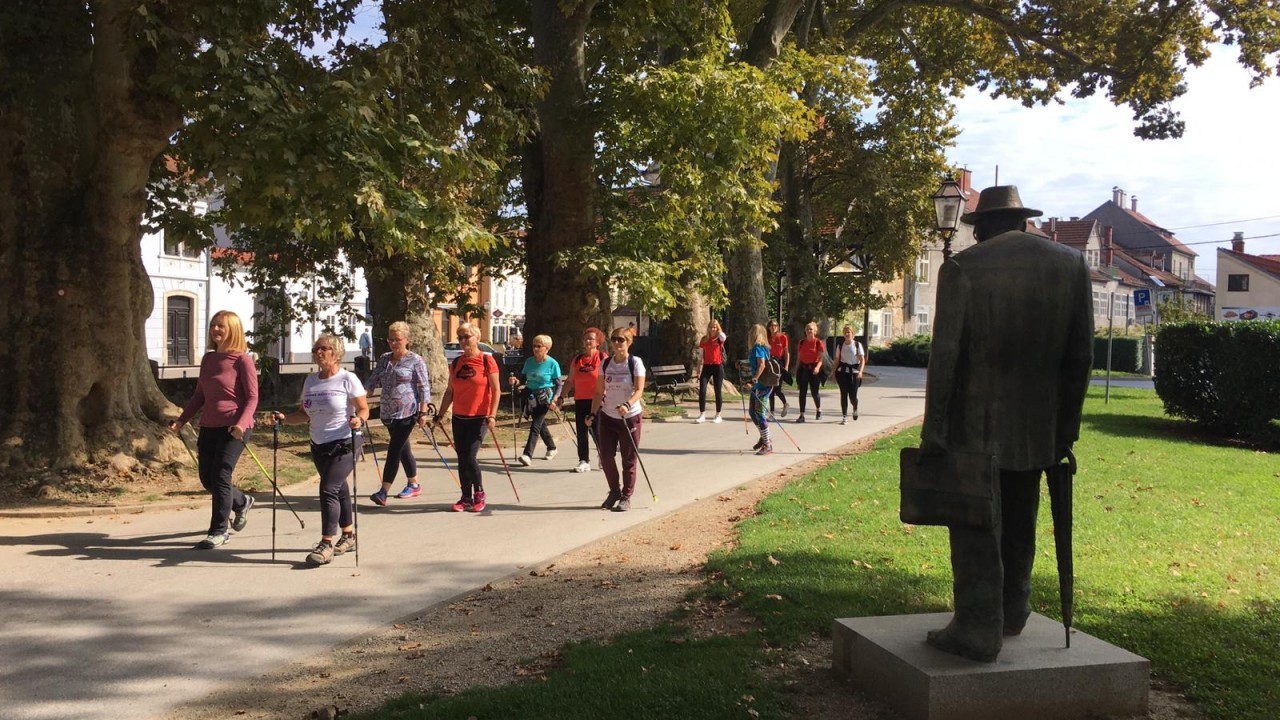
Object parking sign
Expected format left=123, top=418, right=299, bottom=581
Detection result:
left=1134, top=289, right=1153, bottom=320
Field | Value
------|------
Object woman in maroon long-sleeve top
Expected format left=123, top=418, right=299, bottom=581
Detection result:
left=168, top=310, right=259, bottom=549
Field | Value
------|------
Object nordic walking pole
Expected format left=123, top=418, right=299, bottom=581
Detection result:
left=614, top=410, right=657, bottom=503
left=510, top=380, right=519, bottom=458
left=271, top=420, right=279, bottom=562
left=363, top=420, right=383, bottom=481
left=763, top=396, right=802, bottom=452
left=176, top=426, right=200, bottom=469
left=485, top=418, right=522, bottom=503
left=241, top=438, right=305, bottom=528
left=350, top=423, right=359, bottom=568
left=419, top=425, right=461, bottom=488
left=550, top=402, right=579, bottom=455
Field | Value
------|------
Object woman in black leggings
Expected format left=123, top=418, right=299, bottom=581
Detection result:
left=695, top=319, right=727, bottom=423
left=794, top=321, right=825, bottom=422
left=364, top=321, right=431, bottom=505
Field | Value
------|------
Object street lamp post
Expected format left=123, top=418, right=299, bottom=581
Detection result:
left=931, top=178, right=966, bottom=259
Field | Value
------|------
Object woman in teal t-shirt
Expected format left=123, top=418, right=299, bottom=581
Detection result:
left=509, top=334, right=564, bottom=465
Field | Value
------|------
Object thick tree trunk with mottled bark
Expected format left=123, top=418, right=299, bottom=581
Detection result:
left=654, top=292, right=710, bottom=371
left=0, top=1, right=183, bottom=475
left=723, top=0, right=807, bottom=360
left=364, top=264, right=449, bottom=399
left=522, top=0, right=610, bottom=368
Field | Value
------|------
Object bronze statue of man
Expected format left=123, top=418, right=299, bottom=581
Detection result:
left=920, top=186, right=1093, bottom=662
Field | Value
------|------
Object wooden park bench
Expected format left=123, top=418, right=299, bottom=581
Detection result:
left=648, top=364, right=696, bottom=405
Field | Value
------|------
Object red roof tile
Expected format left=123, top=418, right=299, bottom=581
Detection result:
left=1226, top=250, right=1280, bottom=282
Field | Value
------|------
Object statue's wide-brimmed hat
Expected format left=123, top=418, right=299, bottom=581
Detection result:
left=961, top=185, right=1043, bottom=224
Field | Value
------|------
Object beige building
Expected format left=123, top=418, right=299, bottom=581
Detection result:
left=1217, top=234, right=1280, bottom=322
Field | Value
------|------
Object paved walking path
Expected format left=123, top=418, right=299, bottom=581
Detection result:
left=0, top=367, right=926, bottom=720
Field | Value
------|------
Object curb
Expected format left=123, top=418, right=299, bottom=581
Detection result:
left=0, top=477, right=320, bottom=520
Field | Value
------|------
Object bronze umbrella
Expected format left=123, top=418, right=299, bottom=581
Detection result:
left=1047, top=449, right=1077, bottom=648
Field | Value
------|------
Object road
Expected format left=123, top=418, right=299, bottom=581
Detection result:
left=0, top=367, right=927, bottom=720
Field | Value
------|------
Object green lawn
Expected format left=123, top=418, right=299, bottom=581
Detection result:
left=355, top=387, right=1279, bottom=720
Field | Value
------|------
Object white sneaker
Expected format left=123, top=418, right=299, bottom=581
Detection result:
left=840, top=415, right=848, bottom=425
left=518, top=453, right=532, bottom=466
left=545, top=448, right=558, bottom=460
left=573, top=461, right=590, bottom=473
left=713, top=414, right=722, bottom=424
left=695, top=413, right=706, bottom=423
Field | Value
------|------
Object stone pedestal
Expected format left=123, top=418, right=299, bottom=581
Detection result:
left=832, top=612, right=1149, bottom=720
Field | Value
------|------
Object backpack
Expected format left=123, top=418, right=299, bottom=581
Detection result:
left=759, top=355, right=782, bottom=387
left=601, top=354, right=639, bottom=386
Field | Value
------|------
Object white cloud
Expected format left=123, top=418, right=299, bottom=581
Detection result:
left=949, top=48, right=1280, bottom=284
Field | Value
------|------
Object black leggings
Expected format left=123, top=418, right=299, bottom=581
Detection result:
left=698, top=363, right=724, bottom=413
left=769, top=373, right=787, bottom=412
left=311, top=435, right=363, bottom=538
left=196, top=426, right=250, bottom=535
left=836, top=366, right=861, bottom=415
left=574, top=398, right=599, bottom=464
left=796, top=364, right=822, bottom=413
left=380, top=416, right=418, bottom=486
left=453, top=416, right=487, bottom=500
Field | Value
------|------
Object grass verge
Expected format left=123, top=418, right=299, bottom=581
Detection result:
left=353, top=387, right=1279, bottom=720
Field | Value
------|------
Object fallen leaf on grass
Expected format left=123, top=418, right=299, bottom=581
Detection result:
left=767, top=555, right=781, bottom=566
left=765, top=594, right=783, bottom=600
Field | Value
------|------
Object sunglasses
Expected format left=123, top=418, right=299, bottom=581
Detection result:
left=610, top=336, right=628, bottom=343
left=456, top=334, right=473, bottom=340
left=312, top=346, right=333, bottom=353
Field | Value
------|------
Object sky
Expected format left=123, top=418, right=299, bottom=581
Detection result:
left=947, top=47, right=1280, bottom=285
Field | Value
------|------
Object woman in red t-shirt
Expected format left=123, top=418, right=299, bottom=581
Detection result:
left=695, top=319, right=727, bottom=423
left=434, top=322, right=501, bottom=512
left=568, top=327, right=607, bottom=472
left=794, top=320, right=825, bottom=422
left=767, top=318, right=790, bottom=417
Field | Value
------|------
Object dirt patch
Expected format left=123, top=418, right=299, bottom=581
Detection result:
left=163, top=427, right=1201, bottom=720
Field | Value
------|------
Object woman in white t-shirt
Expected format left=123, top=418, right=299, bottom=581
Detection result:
left=834, top=325, right=867, bottom=424
left=585, top=327, right=646, bottom=512
left=269, top=333, right=370, bottom=566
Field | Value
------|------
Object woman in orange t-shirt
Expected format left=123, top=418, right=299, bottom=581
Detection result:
left=695, top=319, right=727, bottom=423
left=794, top=321, right=825, bottom=422
left=568, top=327, right=607, bottom=472
left=434, top=322, right=501, bottom=512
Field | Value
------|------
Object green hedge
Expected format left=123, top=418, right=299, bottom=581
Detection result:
left=1154, top=320, right=1280, bottom=446
left=1093, top=335, right=1143, bottom=373
left=869, top=333, right=931, bottom=367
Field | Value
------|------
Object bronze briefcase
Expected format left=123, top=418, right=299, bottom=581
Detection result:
left=899, top=447, right=1000, bottom=530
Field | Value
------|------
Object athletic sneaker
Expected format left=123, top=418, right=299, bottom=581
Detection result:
left=600, top=490, right=621, bottom=510
left=518, top=453, right=532, bottom=466
left=815, top=410, right=822, bottom=420
left=306, top=540, right=334, bottom=566
left=231, top=495, right=255, bottom=532
left=194, top=532, right=229, bottom=550
left=333, top=533, right=357, bottom=556
left=450, top=496, right=472, bottom=512
left=853, top=407, right=860, bottom=420
left=370, top=489, right=388, bottom=506
left=752, top=438, right=765, bottom=450
left=544, top=448, right=558, bottom=460
left=611, top=497, right=631, bottom=512
left=796, top=414, right=805, bottom=424
left=713, top=414, right=722, bottom=424
left=756, top=444, right=774, bottom=456
left=779, top=402, right=788, bottom=418
left=396, top=483, right=422, bottom=499
left=694, top=413, right=706, bottom=423
left=841, top=415, right=848, bottom=425
left=574, top=461, right=590, bottom=473
left=470, top=491, right=487, bottom=512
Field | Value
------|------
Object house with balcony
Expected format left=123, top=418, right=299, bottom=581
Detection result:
left=1217, top=233, right=1280, bottom=321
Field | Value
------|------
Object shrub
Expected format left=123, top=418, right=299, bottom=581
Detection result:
left=1155, top=319, right=1280, bottom=446
left=869, top=333, right=931, bottom=367
left=1093, top=335, right=1143, bottom=373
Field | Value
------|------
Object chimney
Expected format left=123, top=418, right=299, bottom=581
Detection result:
left=1231, top=231, right=1245, bottom=253
left=1103, top=226, right=1114, bottom=266
left=1112, top=186, right=1126, bottom=207
left=1131, top=196, right=1138, bottom=211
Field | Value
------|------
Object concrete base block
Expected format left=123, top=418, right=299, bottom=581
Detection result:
left=832, top=612, right=1149, bottom=720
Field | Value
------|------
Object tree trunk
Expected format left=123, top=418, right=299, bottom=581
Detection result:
left=523, top=0, right=610, bottom=368
left=724, top=0, right=807, bottom=360
left=365, top=263, right=449, bottom=399
left=0, top=1, right=182, bottom=475
left=654, top=291, right=710, bottom=371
